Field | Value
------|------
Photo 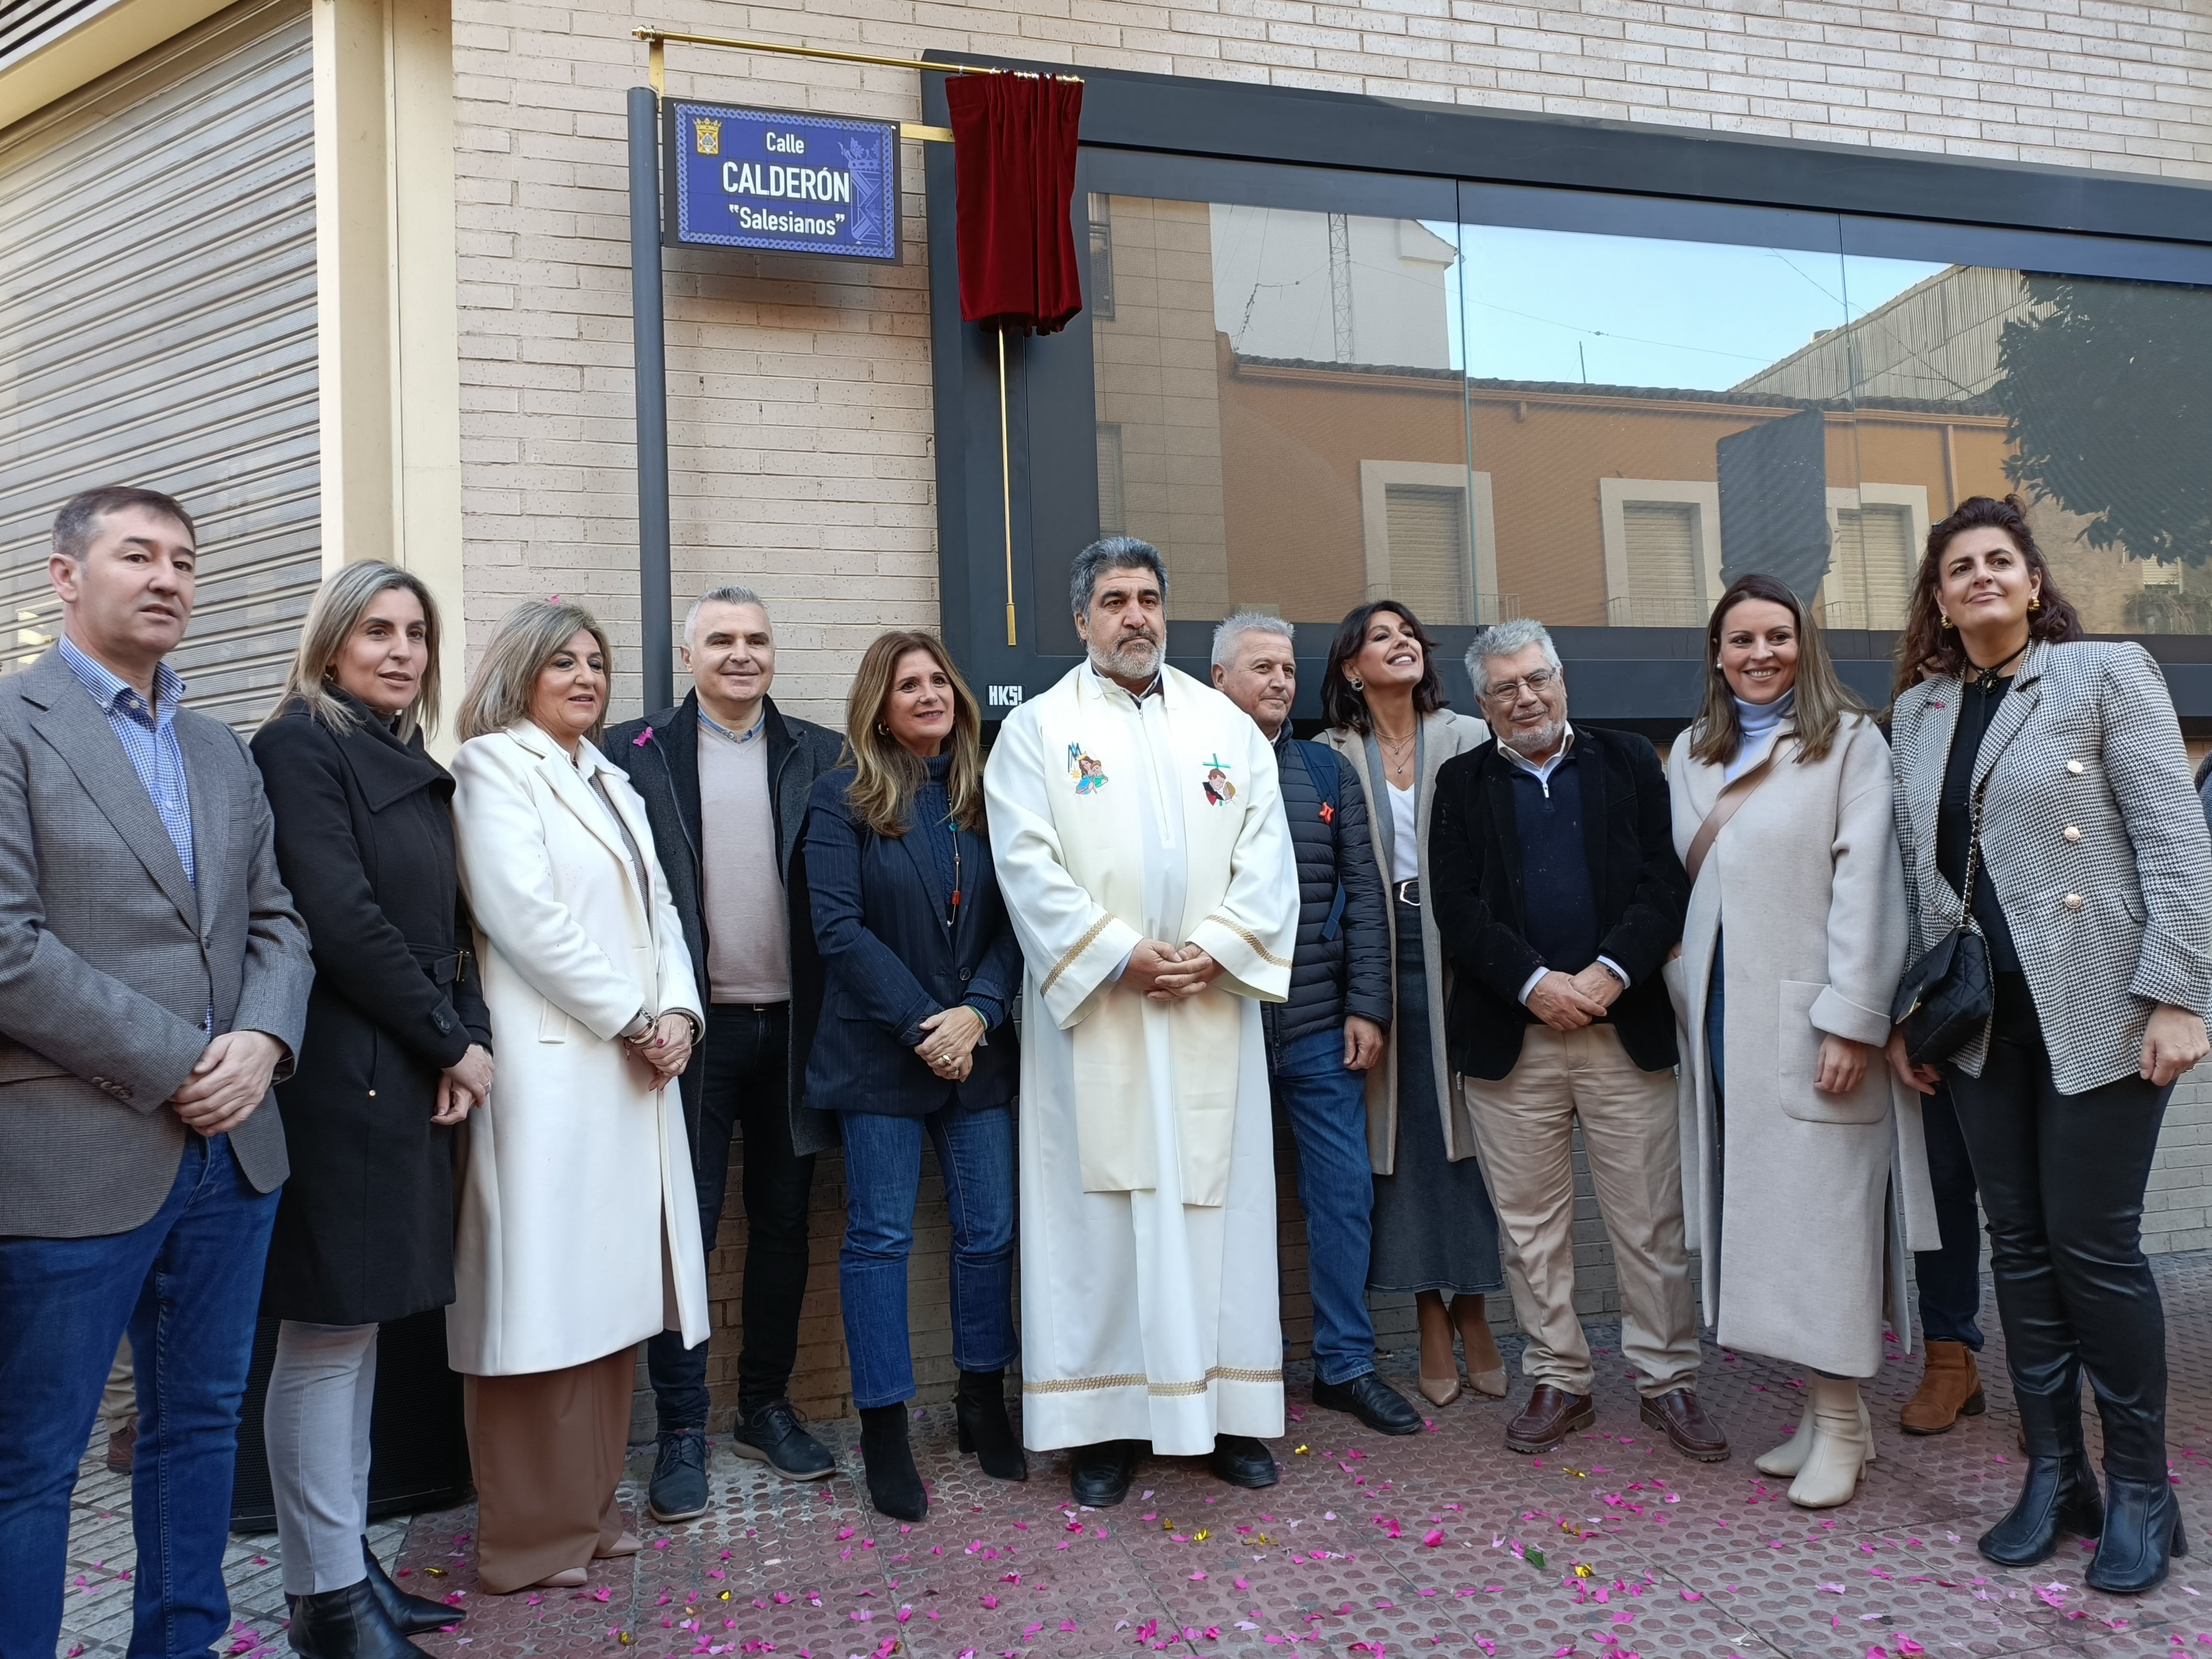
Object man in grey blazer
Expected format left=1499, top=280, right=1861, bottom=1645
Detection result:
left=0, top=487, right=312, bottom=1659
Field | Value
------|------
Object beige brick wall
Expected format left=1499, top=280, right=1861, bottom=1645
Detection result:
left=451, top=0, right=2212, bottom=730
left=456, top=0, right=2212, bottom=1431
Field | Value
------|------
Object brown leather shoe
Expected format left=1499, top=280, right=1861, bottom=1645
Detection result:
left=1900, top=1339, right=1986, bottom=1436
left=104, top=1421, right=136, bottom=1473
left=1505, top=1384, right=1595, bottom=1454
left=1641, top=1388, right=1731, bottom=1462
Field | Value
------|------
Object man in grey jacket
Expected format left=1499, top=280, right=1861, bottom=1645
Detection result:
left=0, top=487, right=312, bottom=1659
left=1213, top=612, right=1421, bottom=1436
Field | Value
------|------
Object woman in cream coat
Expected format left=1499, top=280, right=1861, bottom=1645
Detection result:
left=1664, top=574, right=1935, bottom=1509
left=447, top=601, right=708, bottom=1594
left=1320, top=601, right=1504, bottom=1407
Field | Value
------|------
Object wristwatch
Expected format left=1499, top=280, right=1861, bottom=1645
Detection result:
left=619, top=1009, right=653, bottom=1042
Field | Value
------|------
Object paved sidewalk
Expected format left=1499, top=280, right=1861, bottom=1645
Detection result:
left=59, top=1252, right=2212, bottom=1659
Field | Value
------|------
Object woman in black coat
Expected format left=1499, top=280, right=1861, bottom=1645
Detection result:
left=801, top=631, right=1023, bottom=1524
left=249, top=563, right=493, bottom=1659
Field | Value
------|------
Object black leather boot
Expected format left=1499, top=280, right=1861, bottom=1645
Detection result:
left=2087, top=1476, right=2189, bottom=1593
left=1979, top=1379, right=2103, bottom=1568
left=287, top=1580, right=427, bottom=1659
left=953, top=1369, right=1028, bottom=1482
left=358, top=1539, right=458, bottom=1635
left=857, top=1404, right=927, bottom=1522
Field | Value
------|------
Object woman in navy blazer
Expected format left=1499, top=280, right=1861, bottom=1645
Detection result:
left=803, top=630, right=1023, bottom=1523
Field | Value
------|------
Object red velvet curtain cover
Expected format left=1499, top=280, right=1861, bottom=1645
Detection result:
left=945, top=73, right=1084, bottom=335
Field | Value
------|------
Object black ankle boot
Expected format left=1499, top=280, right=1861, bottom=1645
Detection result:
left=287, top=1580, right=427, bottom=1659
left=358, top=1538, right=458, bottom=1635
left=2087, top=1475, right=2189, bottom=1593
left=857, top=1404, right=927, bottom=1522
left=954, top=1370, right=1028, bottom=1482
left=1980, top=1385, right=2103, bottom=1568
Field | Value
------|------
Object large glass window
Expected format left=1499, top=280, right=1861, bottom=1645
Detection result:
left=1085, top=172, right=2212, bottom=639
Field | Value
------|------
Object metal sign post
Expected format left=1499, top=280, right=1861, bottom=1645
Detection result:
left=628, top=81, right=675, bottom=713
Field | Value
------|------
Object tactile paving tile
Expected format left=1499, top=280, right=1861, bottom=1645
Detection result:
left=61, top=1254, right=2212, bottom=1659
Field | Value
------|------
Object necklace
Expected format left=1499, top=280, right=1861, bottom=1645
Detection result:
left=1966, top=638, right=2030, bottom=694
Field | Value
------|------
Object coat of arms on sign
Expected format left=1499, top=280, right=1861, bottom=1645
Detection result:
left=1067, top=743, right=1106, bottom=794
left=694, top=117, right=721, bottom=155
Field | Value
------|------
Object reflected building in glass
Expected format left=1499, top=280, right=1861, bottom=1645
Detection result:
left=1088, top=189, right=2212, bottom=641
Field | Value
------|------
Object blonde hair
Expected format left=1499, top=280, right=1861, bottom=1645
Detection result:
left=1687, top=572, right=1863, bottom=767
left=457, top=600, right=613, bottom=745
left=263, top=561, right=442, bottom=741
left=841, top=631, right=984, bottom=838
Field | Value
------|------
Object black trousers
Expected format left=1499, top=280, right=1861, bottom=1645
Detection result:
left=646, top=1003, right=815, bottom=1432
left=1946, top=976, right=2171, bottom=1479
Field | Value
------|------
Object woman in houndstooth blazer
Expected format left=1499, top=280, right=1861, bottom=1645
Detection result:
left=1888, top=496, right=2212, bottom=1595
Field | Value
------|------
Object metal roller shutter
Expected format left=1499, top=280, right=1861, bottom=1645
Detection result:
left=0, top=0, right=319, bottom=728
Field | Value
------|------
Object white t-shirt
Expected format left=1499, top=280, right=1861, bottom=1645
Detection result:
left=1387, top=781, right=1419, bottom=885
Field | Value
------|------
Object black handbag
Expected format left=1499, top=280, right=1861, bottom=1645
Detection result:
left=1890, top=776, right=1995, bottom=1065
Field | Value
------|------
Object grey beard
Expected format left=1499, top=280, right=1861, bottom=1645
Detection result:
left=1091, top=633, right=1161, bottom=680
left=1502, top=717, right=1566, bottom=760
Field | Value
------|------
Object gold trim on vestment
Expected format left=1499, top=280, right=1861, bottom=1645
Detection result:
left=1200, top=914, right=1290, bottom=970
left=1023, top=1365, right=1283, bottom=1396
left=1040, top=913, right=1114, bottom=998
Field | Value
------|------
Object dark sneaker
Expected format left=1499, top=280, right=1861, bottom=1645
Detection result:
left=648, top=1428, right=710, bottom=1522
left=1311, top=1372, right=1425, bottom=1436
left=730, top=1399, right=837, bottom=1481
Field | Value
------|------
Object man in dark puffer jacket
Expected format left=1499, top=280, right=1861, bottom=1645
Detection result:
left=1213, top=613, right=1421, bottom=1436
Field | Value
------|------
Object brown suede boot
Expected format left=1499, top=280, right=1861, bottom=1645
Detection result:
left=1901, top=1340, right=1986, bottom=1435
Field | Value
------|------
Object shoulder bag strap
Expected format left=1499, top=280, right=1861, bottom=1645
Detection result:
left=1683, top=741, right=1790, bottom=887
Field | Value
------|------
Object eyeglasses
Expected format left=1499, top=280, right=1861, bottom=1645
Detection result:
left=1482, top=668, right=1559, bottom=702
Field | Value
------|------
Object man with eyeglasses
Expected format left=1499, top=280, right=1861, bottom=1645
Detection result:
left=1425, top=620, right=1720, bottom=1462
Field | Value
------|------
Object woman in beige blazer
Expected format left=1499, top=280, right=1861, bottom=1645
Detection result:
left=447, top=601, right=708, bottom=1594
left=1321, top=601, right=1503, bottom=1406
left=1663, top=574, right=1935, bottom=1509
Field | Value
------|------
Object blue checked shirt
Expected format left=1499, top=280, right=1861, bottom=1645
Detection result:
left=58, top=634, right=196, bottom=887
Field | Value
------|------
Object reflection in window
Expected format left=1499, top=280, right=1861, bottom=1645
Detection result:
left=1087, top=193, right=1116, bottom=321
left=1383, top=484, right=1470, bottom=626
left=1088, top=187, right=2212, bottom=633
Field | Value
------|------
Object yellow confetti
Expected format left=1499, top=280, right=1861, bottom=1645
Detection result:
left=1293, top=1445, right=1309, bottom=1456
left=718, top=1591, right=731, bottom=1602
left=1162, top=1519, right=1175, bottom=1532
left=617, top=1632, right=634, bottom=1645
left=1561, top=1521, right=1581, bottom=1534
left=1572, top=1563, right=1593, bottom=1578
left=1194, top=1529, right=1210, bottom=1542
left=424, top=1568, right=447, bottom=1578
left=1563, top=1467, right=1588, bottom=1478
left=1256, top=1534, right=1272, bottom=1545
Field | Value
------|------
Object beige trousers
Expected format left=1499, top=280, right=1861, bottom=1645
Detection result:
left=1460, top=1023, right=1699, bottom=1399
left=100, top=1341, right=135, bottom=1432
left=463, top=1345, right=637, bottom=1594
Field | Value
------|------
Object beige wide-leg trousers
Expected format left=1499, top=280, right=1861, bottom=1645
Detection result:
left=463, top=1345, right=637, bottom=1593
left=1460, top=1023, right=1700, bottom=1399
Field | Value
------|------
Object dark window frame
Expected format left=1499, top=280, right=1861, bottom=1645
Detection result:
left=921, top=54, right=2212, bottom=732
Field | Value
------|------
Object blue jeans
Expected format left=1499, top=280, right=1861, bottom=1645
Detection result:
left=0, top=1134, right=279, bottom=1659
left=838, top=1105, right=1016, bottom=1411
left=1915, top=1081, right=1986, bottom=1350
left=1272, top=1027, right=1379, bottom=1387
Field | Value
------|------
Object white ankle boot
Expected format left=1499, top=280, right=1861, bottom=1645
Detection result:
left=1757, top=1380, right=1877, bottom=1478
left=1788, top=1376, right=1873, bottom=1508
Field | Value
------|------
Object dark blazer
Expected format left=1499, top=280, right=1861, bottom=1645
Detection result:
left=1263, top=729, right=1391, bottom=1063
left=799, top=768, right=1022, bottom=1116
left=250, top=694, right=493, bottom=1325
left=0, top=646, right=312, bottom=1238
left=604, top=692, right=845, bottom=1150
left=1428, top=726, right=1689, bottom=1081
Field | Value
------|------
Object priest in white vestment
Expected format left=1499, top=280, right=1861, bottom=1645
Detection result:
left=984, top=537, right=1298, bottom=1507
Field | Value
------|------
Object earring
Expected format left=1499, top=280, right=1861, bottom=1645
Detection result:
left=2029, top=595, right=2043, bottom=612
left=1940, top=613, right=1955, bottom=630
left=1348, top=678, right=1363, bottom=692
left=876, top=722, right=890, bottom=737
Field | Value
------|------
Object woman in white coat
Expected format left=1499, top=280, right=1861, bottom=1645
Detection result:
left=1664, top=574, right=1936, bottom=1509
left=446, top=601, right=709, bottom=1594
